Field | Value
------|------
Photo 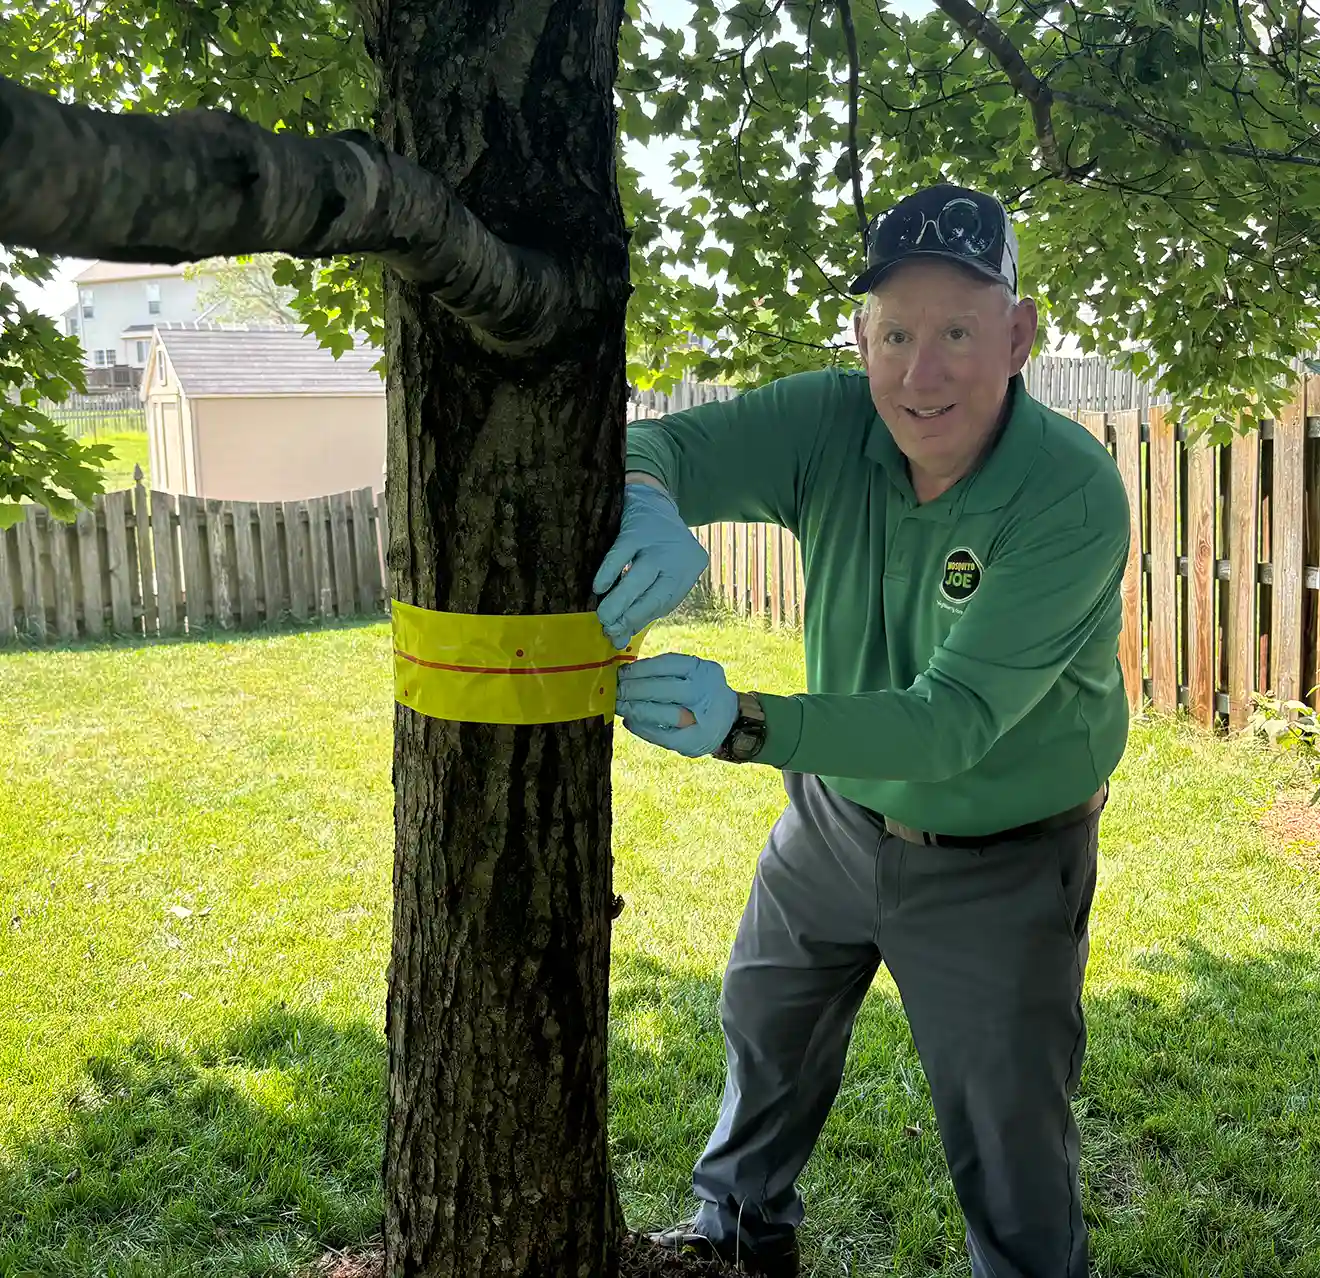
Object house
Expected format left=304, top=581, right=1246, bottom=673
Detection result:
left=63, top=261, right=217, bottom=388
left=141, top=323, right=385, bottom=502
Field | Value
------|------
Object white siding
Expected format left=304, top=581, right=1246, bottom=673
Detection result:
left=71, top=272, right=214, bottom=369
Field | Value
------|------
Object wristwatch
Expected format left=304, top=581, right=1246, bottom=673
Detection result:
left=713, top=691, right=768, bottom=763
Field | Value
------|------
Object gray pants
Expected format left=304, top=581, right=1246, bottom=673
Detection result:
left=692, top=771, right=1099, bottom=1278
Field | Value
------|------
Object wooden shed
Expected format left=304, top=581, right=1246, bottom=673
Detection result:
left=141, top=323, right=386, bottom=501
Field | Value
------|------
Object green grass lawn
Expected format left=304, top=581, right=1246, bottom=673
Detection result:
left=2, top=619, right=1319, bottom=1277
left=88, top=430, right=151, bottom=491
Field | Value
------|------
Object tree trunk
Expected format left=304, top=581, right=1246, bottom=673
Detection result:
left=372, top=1, right=630, bottom=1275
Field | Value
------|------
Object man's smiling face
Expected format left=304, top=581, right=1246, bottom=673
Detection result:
left=854, top=258, right=1038, bottom=496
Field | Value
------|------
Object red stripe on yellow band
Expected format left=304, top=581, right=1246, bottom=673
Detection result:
left=394, top=649, right=639, bottom=676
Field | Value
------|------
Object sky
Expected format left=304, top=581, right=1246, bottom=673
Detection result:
left=15, top=0, right=937, bottom=321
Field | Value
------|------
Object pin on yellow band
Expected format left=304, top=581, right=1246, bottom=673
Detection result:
left=392, top=599, right=647, bottom=725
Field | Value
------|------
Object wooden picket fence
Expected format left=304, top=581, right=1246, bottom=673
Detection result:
left=651, top=379, right=1320, bottom=729
left=0, top=469, right=387, bottom=643
left=31, top=388, right=146, bottom=437
left=10, top=373, right=1320, bottom=732
left=1021, top=354, right=1169, bottom=416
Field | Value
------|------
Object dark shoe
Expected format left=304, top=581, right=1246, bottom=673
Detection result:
left=648, top=1218, right=799, bottom=1277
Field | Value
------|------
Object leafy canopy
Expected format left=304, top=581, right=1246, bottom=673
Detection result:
left=5, top=0, right=1320, bottom=516
left=621, top=0, right=1320, bottom=436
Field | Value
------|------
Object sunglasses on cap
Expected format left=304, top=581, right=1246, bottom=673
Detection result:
left=849, top=185, right=1018, bottom=295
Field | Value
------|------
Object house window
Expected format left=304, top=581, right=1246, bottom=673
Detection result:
left=146, top=282, right=161, bottom=315
left=135, top=340, right=148, bottom=363
left=80, top=288, right=94, bottom=319
left=156, top=349, right=167, bottom=385
left=102, top=348, right=117, bottom=366
left=93, top=350, right=106, bottom=367
left=66, top=316, right=79, bottom=337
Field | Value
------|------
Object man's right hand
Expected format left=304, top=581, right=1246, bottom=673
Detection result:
left=593, top=481, right=709, bottom=648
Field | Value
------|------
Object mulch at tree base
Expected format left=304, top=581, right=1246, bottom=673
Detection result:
left=312, top=1233, right=739, bottom=1277
left=313, top=1245, right=383, bottom=1278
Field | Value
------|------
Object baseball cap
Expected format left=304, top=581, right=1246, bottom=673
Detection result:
left=848, top=184, right=1019, bottom=295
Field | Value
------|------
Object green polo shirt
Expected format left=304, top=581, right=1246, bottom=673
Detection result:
left=626, top=369, right=1130, bottom=836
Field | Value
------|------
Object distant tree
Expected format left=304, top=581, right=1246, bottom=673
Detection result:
left=186, top=254, right=299, bottom=325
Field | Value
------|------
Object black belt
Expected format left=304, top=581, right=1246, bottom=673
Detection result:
left=879, top=785, right=1108, bottom=849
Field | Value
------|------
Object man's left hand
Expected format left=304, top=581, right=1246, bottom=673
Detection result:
left=615, top=653, right=737, bottom=757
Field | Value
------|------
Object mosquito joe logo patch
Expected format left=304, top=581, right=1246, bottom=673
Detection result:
left=940, top=548, right=983, bottom=603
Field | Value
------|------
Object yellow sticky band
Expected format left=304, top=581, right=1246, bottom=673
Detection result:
left=391, top=599, right=647, bottom=725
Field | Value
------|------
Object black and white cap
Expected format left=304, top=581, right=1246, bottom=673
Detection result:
left=849, top=184, right=1019, bottom=295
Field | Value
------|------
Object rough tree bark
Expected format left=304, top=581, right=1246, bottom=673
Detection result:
left=366, top=1, right=631, bottom=1274
left=0, top=0, right=633, bottom=1271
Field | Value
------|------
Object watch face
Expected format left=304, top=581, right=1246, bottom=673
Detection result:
left=716, top=696, right=767, bottom=762
left=729, top=720, right=766, bottom=762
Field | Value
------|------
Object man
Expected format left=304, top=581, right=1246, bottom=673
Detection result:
left=594, top=184, right=1131, bottom=1278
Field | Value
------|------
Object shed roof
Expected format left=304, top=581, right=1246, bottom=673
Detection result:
left=148, top=323, right=383, bottom=398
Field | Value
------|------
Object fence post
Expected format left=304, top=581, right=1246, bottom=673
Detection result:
left=1227, top=429, right=1261, bottom=728
left=0, top=527, right=14, bottom=644
left=1113, top=411, right=1144, bottom=714
left=1272, top=383, right=1306, bottom=707
left=15, top=512, right=47, bottom=641
left=1185, top=437, right=1217, bottom=726
left=152, top=490, right=182, bottom=636
left=49, top=516, right=77, bottom=640
left=1147, top=406, right=1178, bottom=711
left=205, top=498, right=234, bottom=630
left=133, top=465, right=157, bottom=638
left=352, top=487, right=383, bottom=613
left=103, top=490, right=135, bottom=634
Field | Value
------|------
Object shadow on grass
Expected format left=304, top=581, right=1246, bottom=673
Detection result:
left=0, top=1007, right=386, bottom=1278
left=610, top=942, right=1320, bottom=1278
left=3, top=945, right=1318, bottom=1278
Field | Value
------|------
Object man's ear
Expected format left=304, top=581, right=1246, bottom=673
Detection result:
left=854, top=307, right=869, bottom=361
left=1008, top=297, right=1039, bottom=375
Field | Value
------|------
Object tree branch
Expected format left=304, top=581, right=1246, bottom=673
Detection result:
left=1050, top=85, right=1320, bottom=169
left=931, top=0, right=1078, bottom=180
left=0, top=74, right=581, bottom=353
left=835, top=0, right=868, bottom=248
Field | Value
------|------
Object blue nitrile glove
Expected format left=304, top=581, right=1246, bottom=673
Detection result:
left=593, top=483, right=709, bottom=649
left=615, top=653, right=738, bottom=757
